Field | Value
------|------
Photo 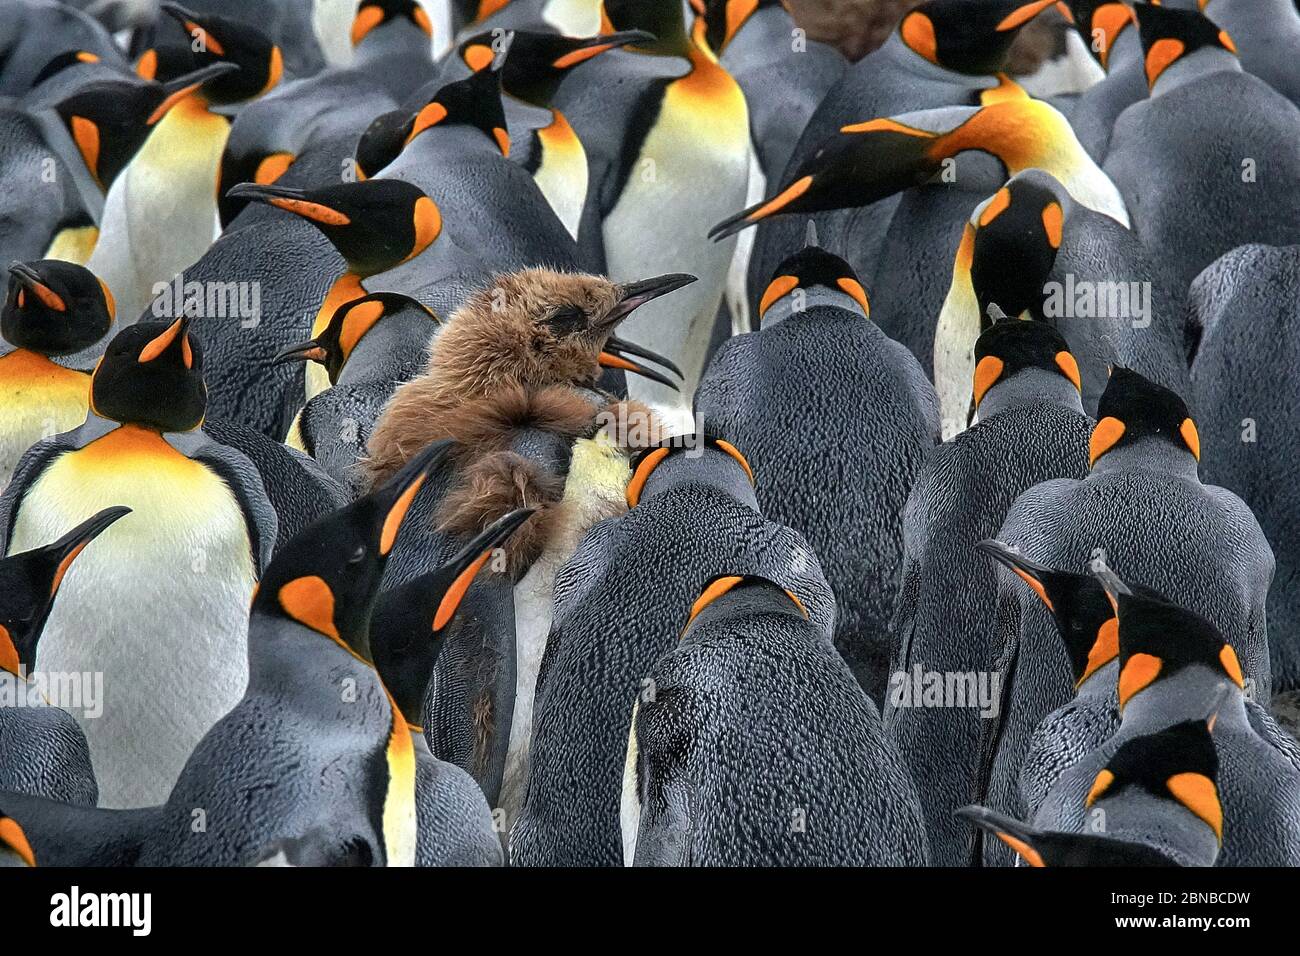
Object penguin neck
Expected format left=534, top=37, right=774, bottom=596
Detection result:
left=1104, top=21, right=1142, bottom=73
left=1075, top=658, right=1118, bottom=700
left=977, top=369, right=1082, bottom=421
left=1121, top=666, right=1246, bottom=734
left=640, top=447, right=757, bottom=510
left=684, top=585, right=805, bottom=641
left=247, top=611, right=377, bottom=685
left=406, top=122, right=502, bottom=159
left=337, top=314, right=436, bottom=387
left=759, top=287, right=865, bottom=328
left=1149, top=48, right=1241, bottom=97
left=1090, top=437, right=1199, bottom=480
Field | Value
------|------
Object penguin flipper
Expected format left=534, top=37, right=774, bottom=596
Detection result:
left=170, top=429, right=279, bottom=574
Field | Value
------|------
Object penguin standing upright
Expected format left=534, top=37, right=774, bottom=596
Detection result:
left=1103, top=3, right=1300, bottom=295
left=0, top=507, right=127, bottom=806
left=87, top=5, right=285, bottom=321
left=511, top=434, right=836, bottom=865
left=1061, top=0, right=1148, bottom=160
left=625, top=574, right=929, bottom=867
left=886, top=318, right=1090, bottom=866
left=981, top=368, right=1274, bottom=865
left=552, top=0, right=750, bottom=403
left=0, top=260, right=115, bottom=485
left=933, top=169, right=1184, bottom=435
left=1190, top=245, right=1300, bottom=694
left=1036, top=578, right=1300, bottom=866
left=0, top=318, right=278, bottom=808
left=696, top=235, right=938, bottom=702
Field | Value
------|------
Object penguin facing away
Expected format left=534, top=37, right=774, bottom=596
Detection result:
left=0, top=507, right=128, bottom=807
left=980, top=367, right=1274, bottom=865
left=696, top=232, right=939, bottom=703
left=0, top=260, right=115, bottom=486
left=0, top=318, right=278, bottom=809
left=886, top=317, right=1090, bottom=866
left=624, top=573, right=929, bottom=866
left=1061, top=0, right=1148, bottom=160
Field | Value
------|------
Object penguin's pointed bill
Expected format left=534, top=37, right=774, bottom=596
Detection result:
left=432, top=508, right=537, bottom=633
left=158, top=3, right=284, bottom=104
left=145, top=62, right=241, bottom=125
left=953, top=805, right=1050, bottom=866
left=273, top=292, right=439, bottom=385
left=0, top=507, right=130, bottom=675
left=976, top=539, right=1057, bottom=610
left=598, top=339, right=682, bottom=391
left=598, top=273, right=698, bottom=327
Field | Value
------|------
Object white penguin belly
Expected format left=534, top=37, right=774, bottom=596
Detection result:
left=533, top=117, right=588, bottom=241
left=602, top=66, right=751, bottom=405
left=0, top=351, right=89, bottom=490
left=88, top=100, right=228, bottom=323
left=8, top=427, right=256, bottom=808
left=933, top=232, right=980, bottom=441
left=542, top=0, right=600, bottom=37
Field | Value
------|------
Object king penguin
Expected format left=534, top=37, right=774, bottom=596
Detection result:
left=981, top=367, right=1274, bottom=864
left=1034, top=575, right=1300, bottom=867
left=0, top=317, right=278, bottom=808
left=0, top=260, right=115, bottom=486
left=1196, top=0, right=1300, bottom=108
left=623, top=574, right=929, bottom=866
left=1189, top=244, right=1300, bottom=694
left=551, top=0, right=751, bottom=405
left=349, top=0, right=438, bottom=102
left=696, top=231, right=939, bottom=703
left=1061, top=0, right=1148, bottom=160
left=886, top=318, right=1090, bottom=866
left=87, top=4, right=285, bottom=321
left=1102, top=3, right=1300, bottom=296
left=0, top=506, right=127, bottom=806
left=933, top=168, right=1185, bottom=435
left=511, top=433, right=836, bottom=865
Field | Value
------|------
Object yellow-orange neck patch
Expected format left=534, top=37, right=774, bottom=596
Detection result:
left=685, top=576, right=743, bottom=631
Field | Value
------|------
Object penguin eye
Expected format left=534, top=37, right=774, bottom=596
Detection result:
left=347, top=545, right=366, bottom=564
left=544, top=305, right=586, bottom=335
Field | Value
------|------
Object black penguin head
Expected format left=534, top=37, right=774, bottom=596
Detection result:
left=371, top=507, right=536, bottom=723
left=1133, top=2, right=1237, bottom=89
left=968, top=177, right=1065, bottom=325
left=274, top=291, right=439, bottom=385
left=954, top=805, right=1182, bottom=866
left=0, top=508, right=129, bottom=676
left=976, top=541, right=1118, bottom=688
left=1066, top=0, right=1137, bottom=70
left=351, top=0, right=434, bottom=47
left=0, top=813, right=36, bottom=868
left=970, top=316, right=1080, bottom=409
left=604, top=0, right=689, bottom=53
left=898, top=0, right=1073, bottom=75
left=30, top=49, right=110, bottom=89
left=50, top=63, right=235, bottom=191
left=1090, top=367, right=1199, bottom=468
left=2, top=261, right=114, bottom=356
left=1093, top=571, right=1244, bottom=710
left=1085, top=713, right=1224, bottom=846
left=354, top=108, right=412, bottom=180
left=251, top=440, right=454, bottom=662
left=159, top=4, right=283, bottom=105
left=758, top=224, right=870, bottom=319
left=224, top=179, right=442, bottom=277
left=626, top=430, right=754, bottom=508
left=90, top=318, right=206, bottom=431
left=403, top=65, right=512, bottom=157
left=455, top=29, right=655, bottom=105
left=681, top=573, right=809, bottom=638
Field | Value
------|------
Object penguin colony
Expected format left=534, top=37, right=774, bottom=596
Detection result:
left=0, top=0, right=1298, bottom=869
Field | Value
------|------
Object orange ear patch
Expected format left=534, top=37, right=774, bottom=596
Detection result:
left=433, top=549, right=493, bottom=632
left=138, top=318, right=183, bottom=363
left=1089, top=416, right=1126, bottom=466
left=994, top=831, right=1045, bottom=867
left=1217, top=30, right=1236, bottom=54
left=380, top=473, right=427, bottom=556
left=185, top=22, right=225, bottom=56
left=978, top=188, right=1012, bottom=227
left=0, top=816, right=35, bottom=867
left=278, top=575, right=338, bottom=640
left=1054, top=351, right=1081, bottom=392
left=973, top=355, right=1004, bottom=407
left=900, top=11, right=938, bottom=63
left=686, top=576, right=743, bottom=630
left=0, top=624, right=19, bottom=676
left=412, top=5, right=433, bottom=35
left=1118, top=652, right=1162, bottom=709
left=407, top=102, right=449, bottom=143
left=1041, top=202, right=1064, bottom=248
left=836, top=277, right=870, bottom=316
left=626, top=447, right=671, bottom=508
left=758, top=275, right=798, bottom=317
left=1167, top=772, right=1223, bottom=842
left=997, top=0, right=1058, bottom=31
left=351, top=4, right=385, bottom=45
left=1086, top=768, right=1114, bottom=807
left=1079, top=617, right=1119, bottom=686
left=136, top=48, right=159, bottom=80
left=493, top=127, right=511, bottom=158
left=70, top=116, right=100, bottom=182
left=409, top=196, right=442, bottom=258
left=464, top=43, right=496, bottom=71
left=1219, top=644, right=1244, bottom=688
left=714, top=440, right=755, bottom=486
left=1145, top=37, right=1186, bottom=88
left=27, top=280, right=67, bottom=313
left=1180, top=418, right=1200, bottom=461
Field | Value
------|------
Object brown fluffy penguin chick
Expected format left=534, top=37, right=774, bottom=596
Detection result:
left=363, top=268, right=692, bottom=573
